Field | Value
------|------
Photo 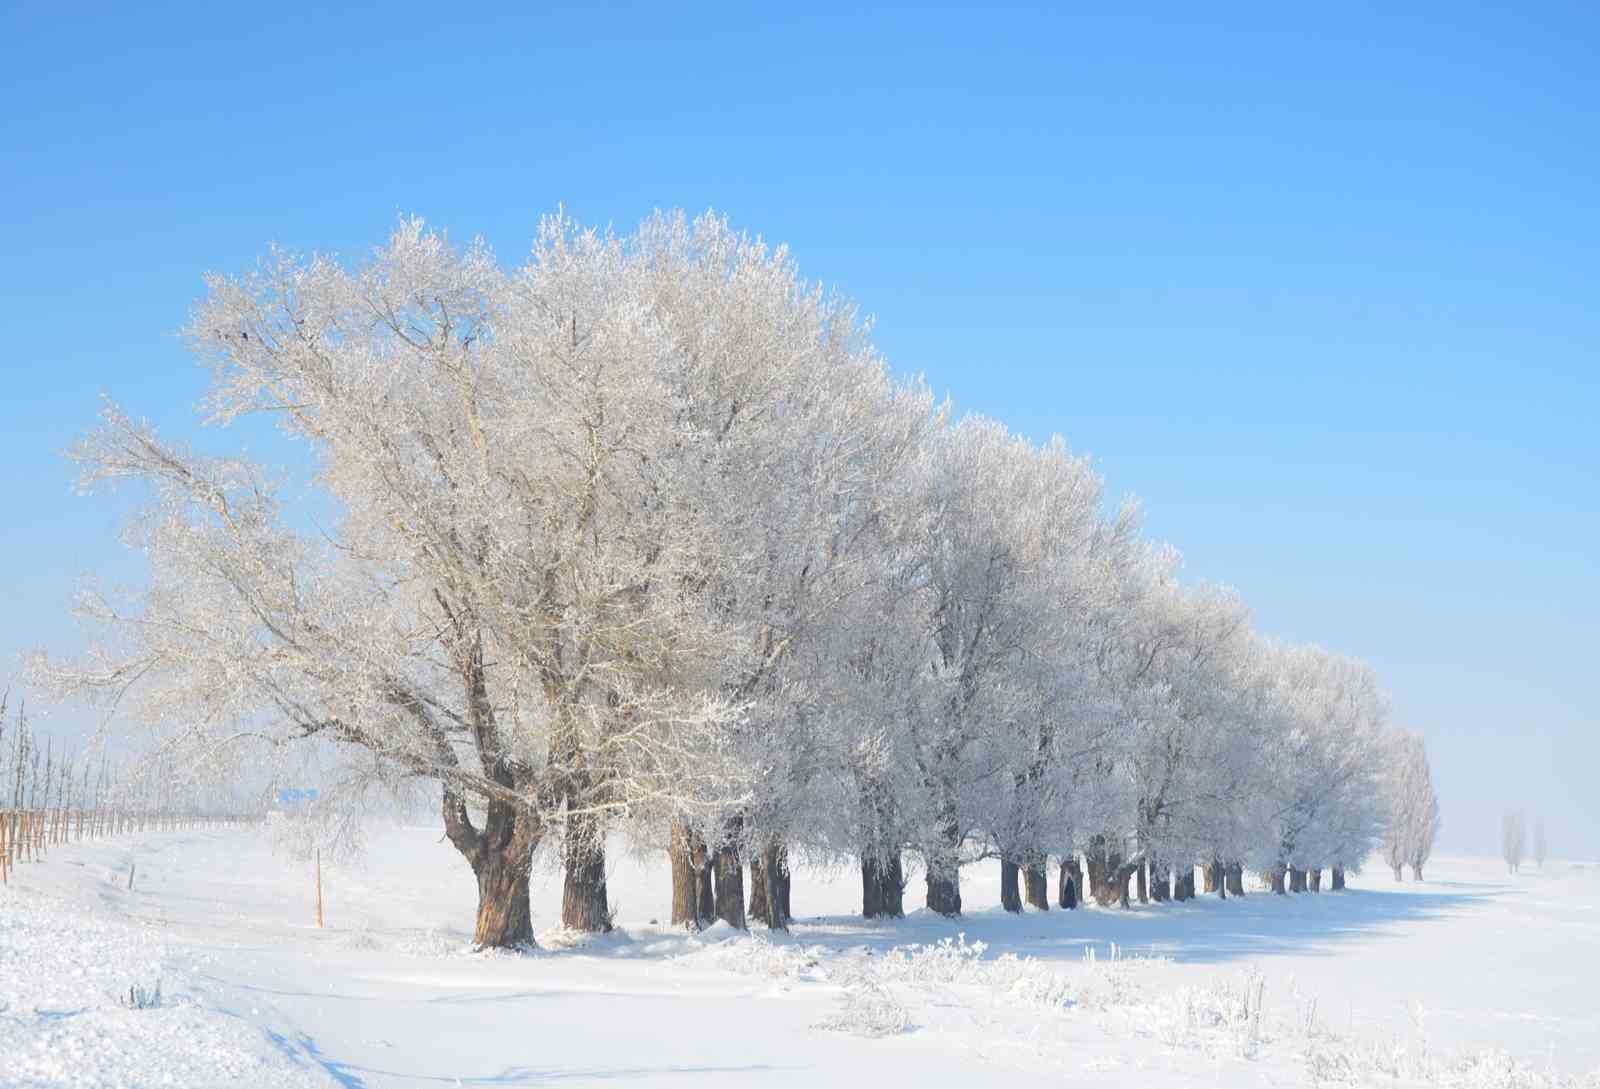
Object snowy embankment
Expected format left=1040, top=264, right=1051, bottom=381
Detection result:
left=2, top=826, right=1596, bottom=1089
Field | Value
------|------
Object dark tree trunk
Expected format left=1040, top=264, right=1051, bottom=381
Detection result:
left=1290, top=866, right=1307, bottom=893
left=1331, top=866, right=1346, bottom=890
left=1411, top=863, right=1424, bottom=881
left=1058, top=855, right=1080, bottom=909
left=1309, top=868, right=1322, bottom=892
left=861, top=854, right=885, bottom=918
left=881, top=850, right=903, bottom=917
left=1086, top=836, right=1126, bottom=907
left=924, top=806, right=962, bottom=916
left=750, top=840, right=790, bottom=930
left=1269, top=865, right=1287, bottom=895
left=1024, top=861, right=1050, bottom=910
left=1225, top=862, right=1244, bottom=896
left=1210, top=860, right=1227, bottom=899
left=925, top=865, right=962, bottom=916
left=1392, top=863, right=1404, bottom=881
left=1149, top=861, right=1170, bottom=902
left=1136, top=861, right=1149, bottom=904
left=1000, top=858, right=1023, bottom=913
left=561, top=811, right=611, bottom=932
left=1173, top=867, right=1192, bottom=901
left=714, top=839, right=746, bottom=929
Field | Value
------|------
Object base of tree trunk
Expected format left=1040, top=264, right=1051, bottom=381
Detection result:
left=1330, top=866, right=1346, bottom=891
left=561, top=824, right=611, bottom=932
left=1392, top=864, right=1404, bottom=881
left=1309, top=868, right=1322, bottom=892
left=669, top=821, right=713, bottom=929
left=1203, top=862, right=1218, bottom=894
left=1210, top=860, right=1227, bottom=899
left=750, top=841, right=791, bottom=929
left=1136, top=861, right=1149, bottom=904
left=1000, top=859, right=1023, bottom=913
left=1058, top=855, right=1080, bottom=909
left=1269, top=866, right=1287, bottom=895
left=473, top=854, right=535, bottom=950
left=925, top=868, right=961, bottom=917
left=1289, top=867, right=1307, bottom=893
left=1173, top=869, right=1193, bottom=901
left=862, top=851, right=907, bottom=919
left=1149, top=862, right=1170, bottom=902
left=1024, top=862, right=1050, bottom=910
left=1226, top=862, right=1245, bottom=897
left=714, top=841, right=746, bottom=929
left=1411, top=863, right=1424, bottom=881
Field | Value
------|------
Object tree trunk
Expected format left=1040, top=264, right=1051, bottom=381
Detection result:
left=1309, top=868, right=1322, bottom=892
left=861, top=853, right=885, bottom=918
left=561, top=810, right=610, bottom=932
left=669, top=820, right=711, bottom=929
left=1392, top=863, right=1404, bottom=881
left=1210, top=860, right=1227, bottom=899
left=714, top=840, right=746, bottom=929
left=1024, top=861, right=1050, bottom=910
left=473, top=849, right=534, bottom=949
left=1269, top=865, right=1287, bottom=895
left=881, top=850, right=904, bottom=917
left=1173, top=868, right=1193, bottom=901
left=924, top=808, right=962, bottom=916
left=1289, top=867, right=1307, bottom=893
left=1136, top=861, right=1149, bottom=904
left=1226, top=862, right=1245, bottom=897
left=1411, top=863, right=1424, bottom=881
left=1203, top=861, right=1218, bottom=893
left=750, top=854, right=769, bottom=921
left=1149, top=861, right=1170, bottom=902
left=925, top=865, right=962, bottom=916
left=444, top=791, right=538, bottom=951
left=1331, top=866, right=1346, bottom=891
left=1058, top=854, right=1080, bottom=909
left=751, top=840, right=790, bottom=930
left=1000, top=858, right=1023, bottom=913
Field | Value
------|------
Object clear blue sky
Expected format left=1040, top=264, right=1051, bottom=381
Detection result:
left=3, top=3, right=1595, bottom=857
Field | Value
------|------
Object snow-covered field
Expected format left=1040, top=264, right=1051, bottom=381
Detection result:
left=3, top=825, right=1595, bottom=1088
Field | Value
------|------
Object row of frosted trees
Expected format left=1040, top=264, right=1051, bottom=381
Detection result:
left=35, top=211, right=1431, bottom=948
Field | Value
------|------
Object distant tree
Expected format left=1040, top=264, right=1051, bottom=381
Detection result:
left=1534, top=817, right=1547, bottom=869
left=1382, top=731, right=1440, bottom=881
left=1502, top=811, right=1526, bottom=874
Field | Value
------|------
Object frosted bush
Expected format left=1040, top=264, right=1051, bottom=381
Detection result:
left=817, top=963, right=910, bottom=1038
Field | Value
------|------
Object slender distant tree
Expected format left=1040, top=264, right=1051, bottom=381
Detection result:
left=1534, top=817, right=1547, bottom=869
left=1502, top=811, right=1526, bottom=874
left=1383, top=731, right=1440, bottom=881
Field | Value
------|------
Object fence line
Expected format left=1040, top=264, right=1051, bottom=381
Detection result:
left=0, top=807, right=252, bottom=885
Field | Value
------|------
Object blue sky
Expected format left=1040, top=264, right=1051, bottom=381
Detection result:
left=3, top=3, right=1595, bottom=855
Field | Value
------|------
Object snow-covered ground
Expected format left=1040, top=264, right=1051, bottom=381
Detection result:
left=3, top=825, right=1595, bottom=1088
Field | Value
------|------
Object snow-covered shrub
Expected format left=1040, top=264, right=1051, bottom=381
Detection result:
left=117, top=979, right=162, bottom=1010
left=817, top=963, right=910, bottom=1038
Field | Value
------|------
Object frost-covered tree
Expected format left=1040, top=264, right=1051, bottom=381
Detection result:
left=1248, top=646, right=1387, bottom=894
left=1502, top=811, right=1526, bottom=874
left=1383, top=730, right=1440, bottom=881
left=1534, top=817, right=1547, bottom=869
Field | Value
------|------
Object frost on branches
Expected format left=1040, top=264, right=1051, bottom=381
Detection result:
left=35, top=209, right=1417, bottom=946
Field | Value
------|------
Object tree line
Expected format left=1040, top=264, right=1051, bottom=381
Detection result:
left=32, top=211, right=1439, bottom=948
left=0, top=691, right=249, bottom=882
